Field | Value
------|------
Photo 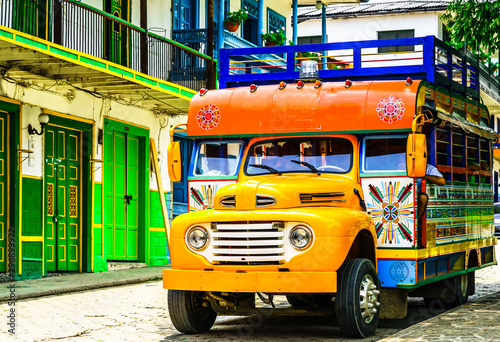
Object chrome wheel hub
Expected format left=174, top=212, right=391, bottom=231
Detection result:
left=459, top=274, right=468, bottom=297
left=359, top=275, right=380, bottom=323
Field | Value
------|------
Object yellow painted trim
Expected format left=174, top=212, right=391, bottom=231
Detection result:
left=91, top=125, right=95, bottom=272
left=21, top=175, right=43, bottom=180
left=377, top=238, right=497, bottom=260
left=78, top=129, right=83, bottom=272
left=18, top=106, right=22, bottom=275
left=5, top=113, right=9, bottom=273
left=149, top=188, right=169, bottom=194
left=43, top=109, right=95, bottom=125
left=21, top=236, right=44, bottom=242
left=69, top=244, right=78, bottom=263
left=59, top=244, right=66, bottom=262
left=95, top=181, right=102, bottom=184
left=0, top=27, right=195, bottom=101
left=0, top=96, right=21, bottom=106
left=149, top=227, right=165, bottom=232
left=100, top=128, right=105, bottom=259
left=42, top=125, right=45, bottom=276
left=93, top=224, right=103, bottom=228
left=103, top=115, right=150, bottom=131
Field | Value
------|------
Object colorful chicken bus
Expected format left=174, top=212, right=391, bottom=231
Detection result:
left=164, top=36, right=497, bottom=337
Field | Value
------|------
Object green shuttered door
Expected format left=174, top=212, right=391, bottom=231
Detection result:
left=104, top=131, right=139, bottom=261
left=0, top=111, right=7, bottom=272
left=44, top=125, right=81, bottom=272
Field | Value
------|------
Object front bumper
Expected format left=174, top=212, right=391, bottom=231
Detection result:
left=163, top=269, right=337, bottom=293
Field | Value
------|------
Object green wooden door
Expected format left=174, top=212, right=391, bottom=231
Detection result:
left=45, top=125, right=81, bottom=272
left=105, top=0, right=129, bottom=67
left=13, top=0, right=50, bottom=40
left=104, top=131, right=139, bottom=261
left=0, top=111, right=7, bottom=272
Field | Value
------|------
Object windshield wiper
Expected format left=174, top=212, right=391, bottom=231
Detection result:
left=249, top=164, right=281, bottom=175
left=291, top=160, right=320, bottom=175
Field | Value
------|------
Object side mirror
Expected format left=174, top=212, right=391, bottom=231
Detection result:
left=167, top=141, right=182, bottom=182
left=406, top=133, right=427, bottom=178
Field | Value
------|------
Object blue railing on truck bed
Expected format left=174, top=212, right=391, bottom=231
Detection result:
left=219, top=35, right=499, bottom=103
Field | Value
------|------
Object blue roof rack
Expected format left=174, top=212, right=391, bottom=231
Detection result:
left=218, top=35, right=489, bottom=102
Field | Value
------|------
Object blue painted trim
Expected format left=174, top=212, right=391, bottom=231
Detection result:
left=188, top=139, right=245, bottom=177
left=430, top=125, right=436, bottom=166
left=321, top=5, right=327, bottom=71
left=218, top=0, right=224, bottom=50
left=258, top=0, right=264, bottom=46
left=220, top=36, right=433, bottom=87
left=292, top=0, right=297, bottom=44
left=267, top=8, right=285, bottom=33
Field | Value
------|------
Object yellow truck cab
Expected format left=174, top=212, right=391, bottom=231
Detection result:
left=164, top=36, right=497, bottom=337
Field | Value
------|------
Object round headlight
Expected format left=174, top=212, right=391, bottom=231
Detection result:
left=289, top=226, right=312, bottom=250
left=186, top=227, right=208, bottom=250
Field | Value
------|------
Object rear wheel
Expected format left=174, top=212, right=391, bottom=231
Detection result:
left=335, top=259, right=380, bottom=338
left=449, top=273, right=469, bottom=307
left=424, top=273, right=470, bottom=309
left=168, top=290, right=217, bottom=334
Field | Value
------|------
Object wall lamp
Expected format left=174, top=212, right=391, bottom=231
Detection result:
left=28, top=113, right=50, bottom=135
left=315, top=0, right=326, bottom=10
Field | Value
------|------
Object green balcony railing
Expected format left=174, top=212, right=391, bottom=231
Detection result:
left=0, top=0, right=215, bottom=91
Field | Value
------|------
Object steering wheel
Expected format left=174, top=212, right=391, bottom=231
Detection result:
left=317, top=165, right=344, bottom=172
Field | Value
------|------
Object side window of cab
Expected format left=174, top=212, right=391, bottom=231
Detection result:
left=362, top=136, right=407, bottom=173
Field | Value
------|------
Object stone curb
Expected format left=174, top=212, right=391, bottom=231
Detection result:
left=0, top=267, right=166, bottom=303
left=0, top=275, right=162, bottom=302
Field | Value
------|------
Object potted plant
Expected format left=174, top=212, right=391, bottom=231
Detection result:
left=261, top=28, right=287, bottom=46
left=224, top=8, right=248, bottom=32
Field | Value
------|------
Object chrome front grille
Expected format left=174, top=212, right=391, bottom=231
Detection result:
left=211, top=222, right=285, bottom=265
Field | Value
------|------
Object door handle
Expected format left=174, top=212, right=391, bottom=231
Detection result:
left=125, top=195, right=133, bottom=205
left=53, top=209, right=59, bottom=223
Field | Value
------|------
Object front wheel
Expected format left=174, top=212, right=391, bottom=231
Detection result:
left=168, top=290, right=217, bottom=334
left=335, top=259, right=381, bottom=338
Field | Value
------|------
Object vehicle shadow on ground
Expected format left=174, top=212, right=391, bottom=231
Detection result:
left=161, top=299, right=449, bottom=342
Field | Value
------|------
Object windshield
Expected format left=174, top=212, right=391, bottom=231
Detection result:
left=245, top=137, right=353, bottom=175
left=194, top=141, right=242, bottom=176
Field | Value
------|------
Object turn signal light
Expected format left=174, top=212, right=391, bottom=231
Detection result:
left=199, top=88, right=208, bottom=96
left=297, top=80, right=305, bottom=89
left=344, top=79, right=352, bottom=88
left=405, top=77, right=413, bottom=86
left=250, top=84, right=258, bottom=92
left=314, top=80, right=323, bottom=89
left=279, top=81, right=287, bottom=90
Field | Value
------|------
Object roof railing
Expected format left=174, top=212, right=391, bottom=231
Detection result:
left=219, top=35, right=498, bottom=103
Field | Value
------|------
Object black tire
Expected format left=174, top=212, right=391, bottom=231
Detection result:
left=448, top=273, right=469, bottom=307
left=335, top=259, right=380, bottom=338
left=168, top=290, right=217, bottom=334
left=467, top=271, right=475, bottom=296
left=423, top=273, right=470, bottom=309
left=423, top=297, right=446, bottom=312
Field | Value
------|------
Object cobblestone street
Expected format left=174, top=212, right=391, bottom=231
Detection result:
left=1, top=244, right=498, bottom=342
